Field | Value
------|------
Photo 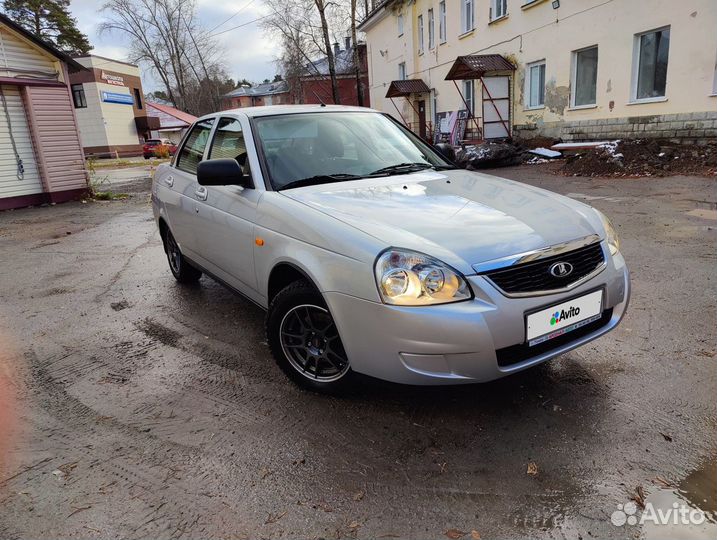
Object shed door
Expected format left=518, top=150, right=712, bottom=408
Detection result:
left=481, top=76, right=511, bottom=139
left=0, top=85, right=42, bottom=198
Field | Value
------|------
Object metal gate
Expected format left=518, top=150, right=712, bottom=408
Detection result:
left=481, top=76, right=511, bottom=139
left=0, top=85, right=43, bottom=198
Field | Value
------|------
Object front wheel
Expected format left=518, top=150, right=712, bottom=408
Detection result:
left=164, top=228, right=202, bottom=284
left=267, top=281, right=355, bottom=394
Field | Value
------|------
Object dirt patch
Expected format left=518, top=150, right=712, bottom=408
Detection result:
left=561, top=140, right=717, bottom=178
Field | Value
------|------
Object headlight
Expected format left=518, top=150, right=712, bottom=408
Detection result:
left=375, top=249, right=472, bottom=305
left=595, top=209, right=620, bottom=255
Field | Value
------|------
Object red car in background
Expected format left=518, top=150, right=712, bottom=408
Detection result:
left=143, top=139, right=178, bottom=159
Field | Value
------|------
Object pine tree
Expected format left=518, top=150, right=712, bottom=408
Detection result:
left=2, top=0, right=92, bottom=55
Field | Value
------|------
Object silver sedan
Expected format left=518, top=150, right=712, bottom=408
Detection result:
left=152, top=105, right=630, bottom=393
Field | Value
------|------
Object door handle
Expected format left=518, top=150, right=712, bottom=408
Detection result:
left=194, top=186, right=208, bottom=201
left=164, top=175, right=174, bottom=187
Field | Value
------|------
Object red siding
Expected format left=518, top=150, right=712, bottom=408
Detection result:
left=25, top=85, right=87, bottom=193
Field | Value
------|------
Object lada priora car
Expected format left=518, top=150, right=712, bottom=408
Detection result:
left=152, top=105, right=629, bottom=393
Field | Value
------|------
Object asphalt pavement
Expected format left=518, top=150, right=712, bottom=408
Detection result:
left=0, top=166, right=714, bottom=539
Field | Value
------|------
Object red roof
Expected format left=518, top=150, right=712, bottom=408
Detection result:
left=147, top=102, right=197, bottom=126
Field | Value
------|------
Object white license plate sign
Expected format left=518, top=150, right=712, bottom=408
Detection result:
left=526, top=290, right=603, bottom=346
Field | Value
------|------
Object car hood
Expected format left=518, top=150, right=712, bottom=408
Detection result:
left=282, top=169, right=603, bottom=273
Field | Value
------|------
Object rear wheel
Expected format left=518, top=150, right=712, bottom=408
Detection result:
left=164, top=228, right=202, bottom=284
left=267, top=281, right=354, bottom=393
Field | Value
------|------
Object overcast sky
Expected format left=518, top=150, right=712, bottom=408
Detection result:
left=69, top=0, right=280, bottom=92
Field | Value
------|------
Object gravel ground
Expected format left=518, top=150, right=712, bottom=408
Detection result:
left=0, top=168, right=715, bottom=540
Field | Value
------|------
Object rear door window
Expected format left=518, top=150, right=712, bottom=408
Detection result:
left=176, top=119, right=214, bottom=174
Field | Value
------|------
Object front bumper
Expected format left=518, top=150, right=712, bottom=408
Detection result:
left=324, top=246, right=630, bottom=385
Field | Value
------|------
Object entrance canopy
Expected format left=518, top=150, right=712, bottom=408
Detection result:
left=444, top=54, right=515, bottom=80
left=385, top=79, right=431, bottom=98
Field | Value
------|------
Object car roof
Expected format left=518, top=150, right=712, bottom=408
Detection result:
left=199, top=104, right=379, bottom=121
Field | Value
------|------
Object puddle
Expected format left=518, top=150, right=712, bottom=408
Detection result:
left=642, top=457, right=717, bottom=540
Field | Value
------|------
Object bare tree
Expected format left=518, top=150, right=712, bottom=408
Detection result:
left=350, top=0, right=364, bottom=106
left=313, top=0, right=340, bottom=104
left=100, top=0, right=227, bottom=115
left=262, top=0, right=342, bottom=104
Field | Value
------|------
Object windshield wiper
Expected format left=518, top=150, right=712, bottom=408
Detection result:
left=278, top=173, right=362, bottom=191
left=368, top=162, right=434, bottom=176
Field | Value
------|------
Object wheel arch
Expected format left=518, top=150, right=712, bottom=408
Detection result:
left=157, top=216, right=169, bottom=251
left=267, top=261, right=320, bottom=304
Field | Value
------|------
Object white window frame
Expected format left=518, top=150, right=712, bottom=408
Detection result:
left=439, top=1, right=447, bottom=43
left=630, top=26, right=670, bottom=104
left=524, top=60, right=546, bottom=110
left=397, top=13, right=404, bottom=37
left=428, top=9, right=435, bottom=49
left=460, top=0, right=474, bottom=35
left=417, top=14, right=424, bottom=54
left=398, top=62, right=406, bottom=81
left=491, top=0, right=508, bottom=21
left=570, top=45, right=598, bottom=109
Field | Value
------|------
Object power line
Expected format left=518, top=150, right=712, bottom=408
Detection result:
left=206, top=0, right=259, bottom=34
left=208, top=14, right=269, bottom=38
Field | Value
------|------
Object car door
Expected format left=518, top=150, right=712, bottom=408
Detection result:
left=192, top=115, right=261, bottom=297
left=164, top=118, right=215, bottom=261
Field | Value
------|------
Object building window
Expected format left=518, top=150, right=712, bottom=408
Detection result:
left=397, top=13, right=404, bottom=36
left=71, top=84, right=86, bottom=108
left=491, top=0, right=508, bottom=20
left=417, top=14, right=424, bottom=54
left=398, top=62, right=406, bottom=81
left=632, top=26, right=670, bottom=101
left=463, top=80, right=474, bottom=115
left=428, top=9, right=435, bottom=49
left=460, top=0, right=474, bottom=34
left=133, top=88, right=143, bottom=109
left=525, top=60, right=545, bottom=109
left=572, top=46, right=598, bottom=107
left=439, top=1, right=447, bottom=43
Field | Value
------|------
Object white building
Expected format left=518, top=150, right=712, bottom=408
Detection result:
left=359, top=0, right=717, bottom=143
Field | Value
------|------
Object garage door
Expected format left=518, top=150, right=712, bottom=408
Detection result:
left=0, top=85, right=43, bottom=198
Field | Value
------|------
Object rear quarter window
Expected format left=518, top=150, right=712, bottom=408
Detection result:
left=176, top=119, right=214, bottom=174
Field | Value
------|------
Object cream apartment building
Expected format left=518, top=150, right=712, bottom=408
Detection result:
left=358, top=0, right=717, bottom=143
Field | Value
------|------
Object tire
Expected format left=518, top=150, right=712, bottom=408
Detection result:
left=267, top=281, right=355, bottom=394
left=164, top=228, right=202, bottom=284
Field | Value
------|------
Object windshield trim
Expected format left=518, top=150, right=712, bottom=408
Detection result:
left=248, top=111, right=454, bottom=192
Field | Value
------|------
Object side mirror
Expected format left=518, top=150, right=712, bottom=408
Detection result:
left=197, top=158, right=253, bottom=188
left=434, top=143, right=456, bottom=163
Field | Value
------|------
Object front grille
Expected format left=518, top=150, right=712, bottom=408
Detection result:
left=496, top=308, right=613, bottom=367
left=482, top=242, right=605, bottom=295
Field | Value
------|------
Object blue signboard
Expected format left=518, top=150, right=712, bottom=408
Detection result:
left=102, top=91, right=134, bottom=105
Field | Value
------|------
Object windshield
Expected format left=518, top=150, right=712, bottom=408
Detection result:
left=253, top=112, right=453, bottom=190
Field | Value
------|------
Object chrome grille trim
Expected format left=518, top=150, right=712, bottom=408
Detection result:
left=471, top=234, right=602, bottom=274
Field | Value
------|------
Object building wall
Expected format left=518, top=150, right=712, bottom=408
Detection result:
left=301, top=74, right=371, bottom=106
left=0, top=26, right=62, bottom=80
left=362, top=0, right=717, bottom=141
left=0, top=20, right=87, bottom=210
left=71, top=56, right=145, bottom=156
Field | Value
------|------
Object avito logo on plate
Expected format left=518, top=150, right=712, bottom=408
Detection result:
left=550, top=306, right=581, bottom=326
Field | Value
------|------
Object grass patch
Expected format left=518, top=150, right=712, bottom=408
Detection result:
left=91, top=158, right=169, bottom=170
left=93, top=191, right=129, bottom=201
